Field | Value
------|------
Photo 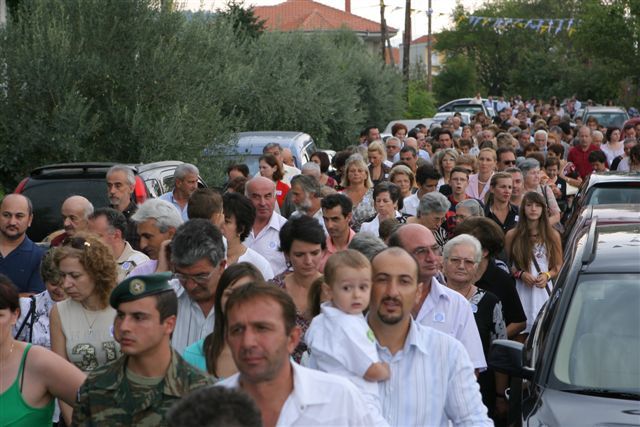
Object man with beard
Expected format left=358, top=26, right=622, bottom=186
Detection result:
left=368, top=247, right=491, bottom=426
left=107, top=165, right=141, bottom=250
left=288, top=175, right=324, bottom=227
left=170, top=219, right=226, bottom=353
left=47, top=195, right=94, bottom=246
left=129, top=199, right=183, bottom=276
left=0, top=194, right=45, bottom=295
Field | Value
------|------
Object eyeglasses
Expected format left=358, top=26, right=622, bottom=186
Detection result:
left=446, top=257, right=477, bottom=268
left=173, top=271, right=216, bottom=285
left=412, top=245, right=442, bottom=257
left=502, top=160, right=517, bottom=165
left=62, top=236, right=91, bottom=250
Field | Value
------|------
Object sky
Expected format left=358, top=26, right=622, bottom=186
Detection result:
left=182, top=0, right=486, bottom=45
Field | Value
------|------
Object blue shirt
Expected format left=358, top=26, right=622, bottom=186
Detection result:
left=158, top=191, right=189, bottom=221
left=0, top=236, right=45, bottom=293
left=377, top=320, right=492, bottom=427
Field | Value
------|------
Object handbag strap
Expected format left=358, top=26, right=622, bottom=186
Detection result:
left=531, top=256, right=551, bottom=296
left=14, top=296, right=36, bottom=342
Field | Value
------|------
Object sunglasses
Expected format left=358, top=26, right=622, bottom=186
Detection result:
left=62, top=236, right=91, bottom=250
left=502, top=160, right=517, bottom=165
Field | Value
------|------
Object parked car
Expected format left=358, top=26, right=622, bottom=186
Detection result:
left=205, top=131, right=317, bottom=178
left=14, top=161, right=205, bottom=242
left=490, top=220, right=640, bottom=426
left=438, top=98, right=493, bottom=117
left=562, top=171, right=640, bottom=237
left=580, top=106, right=629, bottom=129
left=432, top=112, right=473, bottom=126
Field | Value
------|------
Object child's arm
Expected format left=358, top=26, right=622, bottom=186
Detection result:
left=363, top=361, right=390, bottom=381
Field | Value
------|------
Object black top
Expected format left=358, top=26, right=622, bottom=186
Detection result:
left=484, top=203, right=519, bottom=233
left=475, top=258, right=527, bottom=327
left=121, top=200, right=141, bottom=251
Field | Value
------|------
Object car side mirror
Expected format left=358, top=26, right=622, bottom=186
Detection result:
left=489, top=339, right=534, bottom=380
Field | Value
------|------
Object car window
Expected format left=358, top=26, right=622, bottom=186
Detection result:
left=584, top=112, right=628, bottom=129
left=145, top=179, right=162, bottom=198
left=586, top=185, right=640, bottom=205
left=552, top=274, right=639, bottom=391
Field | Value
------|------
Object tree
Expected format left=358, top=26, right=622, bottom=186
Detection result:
left=216, top=0, right=265, bottom=40
left=406, top=80, right=436, bottom=118
left=432, top=55, right=478, bottom=104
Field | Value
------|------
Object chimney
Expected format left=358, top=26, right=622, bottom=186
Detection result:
left=345, top=0, right=351, bottom=13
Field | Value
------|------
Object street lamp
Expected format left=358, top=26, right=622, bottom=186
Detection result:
left=426, top=1, right=432, bottom=91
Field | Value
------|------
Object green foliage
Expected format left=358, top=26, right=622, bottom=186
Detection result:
left=215, top=0, right=265, bottom=40
left=432, top=55, right=479, bottom=105
left=405, top=80, right=436, bottom=118
left=435, top=0, right=639, bottom=105
left=0, top=0, right=403, bottom=189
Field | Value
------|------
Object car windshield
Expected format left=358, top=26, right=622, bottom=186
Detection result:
left=586, top=184, right=640, bottom=205
left=585, top=112, right=628, bottom=129
left=452, top=105, right=482, bottom=114
left=552, top=274, right=640, bottom=394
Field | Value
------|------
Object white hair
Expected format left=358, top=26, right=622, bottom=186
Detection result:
left=443, top=234, right=482, bottom=263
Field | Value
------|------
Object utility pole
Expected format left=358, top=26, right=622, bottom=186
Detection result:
left=427, top=0, right=432, bottom=91
left=380, top=0, right=388, bottom=64
left=402, top=0, right=411, bottom=85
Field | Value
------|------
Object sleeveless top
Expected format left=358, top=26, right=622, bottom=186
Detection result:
left=57, top=299, right=120, bottom=372
left=0, top=344, right=55, bottom=427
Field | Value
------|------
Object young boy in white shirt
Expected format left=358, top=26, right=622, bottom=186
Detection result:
left=305, top=249, right=390, bottom=426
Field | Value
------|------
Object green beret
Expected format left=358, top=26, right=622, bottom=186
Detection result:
left=110, top=272, right=174, bottom=308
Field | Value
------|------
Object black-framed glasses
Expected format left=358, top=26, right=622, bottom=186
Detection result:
left=173, top=271, right=216, bottom=285
left=62, top=236, right=91, bottom=250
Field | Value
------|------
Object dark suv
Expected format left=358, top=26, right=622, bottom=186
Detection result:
left=490, top=220, right=640, bottom=426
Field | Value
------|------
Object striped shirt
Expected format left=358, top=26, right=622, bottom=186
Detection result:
left=377, top=320, right=492, bottom=427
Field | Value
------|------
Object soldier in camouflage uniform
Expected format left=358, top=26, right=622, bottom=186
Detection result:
left=73, top=273, right=213, bottom=426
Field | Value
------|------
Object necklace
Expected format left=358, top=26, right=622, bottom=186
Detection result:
left=0, top=340, right=15, bottom=363
left=81, top=306, right=100, bottom=335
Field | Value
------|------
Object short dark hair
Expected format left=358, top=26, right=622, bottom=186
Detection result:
left=310, top=151, right=330, bottom=173
left=40, top=248, right=61, bottom=285
left=391, top=122, right=408, bottom=136
left=90, top=207, right=128, bottom=237
left=548, top=144, right=564, bottom=158
left=450, top=166, right=470, bottom=179
left=171, top=219, right=225, bottom=268
left=363, top=125, right=379, bottom=138
left=225, top=283, right=297, bottom=335
left=453, top=217, right=505, bottom=257
left=154, top=290, right=178, bottom=323
left=188, top=188, right=223, bottom=220
left=167, top=387, right=262, bottom=427
left=223, top=193, right=255, bottom=242
left=279, top=215, right=326, bottom=254
left=332, top=150, right=352, bottom=170
left=497, top=146, right=516, bottom=160
left=0, top=274, right=19, bottom=312
left=400, top=146, right=417, bottom=158
left=437, top=129, right=453, bottom=140
left=544, top=156, right=561, bottom=169
left=588, top=150, right=607, bottom=163
left=227, top=176, right=248, bottom=194
left=415, top=164, right=441, bottom=186
left=321, top=193, right=352, bottom=216
left=373, top=182, right=403, bottom=210
left=226, top=163, right=250, bottom=178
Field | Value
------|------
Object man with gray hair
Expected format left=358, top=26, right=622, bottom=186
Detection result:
left=129, top=199, right=184, bottom=276
left=170, top=218, right=226, bottom=353
left=289, top=175, right=325, bottom=231
left=410, top=192, right=451, bottom=249
left=159, top=163, right=199, bottom=221
left=347, top=232, right=386, bottom=261
left=107, top=164, right=140, bottom=249
left=300, top=161, right=321, bottom=182
left=385, top=137, right=402, bottom=164
left=47, top=195, right=94, bottom=246
left=263, top=143, right=300, bottom=184
left=533, top=129, right=548, bottom=156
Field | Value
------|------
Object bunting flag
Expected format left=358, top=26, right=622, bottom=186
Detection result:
left=461, top=15, right=577, bottom=36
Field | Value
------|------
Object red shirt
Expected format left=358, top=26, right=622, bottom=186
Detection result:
left=568, top=144, right=600, bottom=179
left=275, top=180, right=290, bottom=208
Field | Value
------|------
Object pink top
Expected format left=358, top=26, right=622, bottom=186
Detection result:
left=465, top=173, right=492, bottom=200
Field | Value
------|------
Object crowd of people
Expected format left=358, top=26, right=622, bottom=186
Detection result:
left=1, top=97, right=639, bottom=426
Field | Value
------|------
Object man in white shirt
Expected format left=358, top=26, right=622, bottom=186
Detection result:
left=169, top=219, right=226, bottom=353
left=388, top=224, right=487, bottom=371
left=88, top=207, right=149, bottom=282
left=219, top=284, right=374, bottom=426
left=244, top=177, right=288, bottom=276
left=368, top=247, right=491, bottom=426
left=263, top=143, right=300, bottom=185
left=159, top=163, right=199, bottom=221
left=402, top=164, right=440, bottom=216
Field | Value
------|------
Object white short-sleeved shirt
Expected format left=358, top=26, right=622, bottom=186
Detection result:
left=359, top=211, right=401, bottom=237
left=402, top=193, right=419, bottom=216
left=305, top=303, right=380, bottom=398
left=415, top=277, right=487, bottom=370
left=244, top=212, right=288, bottom=276
left=238, top=247, right=275, bottom=280
left=219, top=362, right=375, bottom=426
left=377, top=320, right=492, bottom=427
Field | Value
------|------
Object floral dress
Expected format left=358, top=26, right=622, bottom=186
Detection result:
left=270, top=273, right=311, bottom=363
left=349, top=188, right=375, bottom=232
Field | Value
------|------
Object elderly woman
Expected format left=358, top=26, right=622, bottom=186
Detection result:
left=367, top=141, right=390, bottom=186
left=341, top=154, right=375, bottom=231
left=270, top=215, right=326, bottom=363
left=454, top=199, right=484, bottom=227
left=519, top=158, right=561, bottom=226
left=435, top=148, right=459, bottom=190
left=442, top=234, right=507, bottom=424
left=389, top=164, right=415, bottom=200
left=360, top=182, right=408, bottom=237
left=408, top=191, right=451, bottom=249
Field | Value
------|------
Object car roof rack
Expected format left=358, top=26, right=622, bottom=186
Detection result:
left=581, top=216, right=599, bottom=266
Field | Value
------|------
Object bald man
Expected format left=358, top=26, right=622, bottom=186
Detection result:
left=0, top=194, right=45, bottom=294
left=243, top=176, right=288, bottom=275
left=48, top=195, right=94, bottom=246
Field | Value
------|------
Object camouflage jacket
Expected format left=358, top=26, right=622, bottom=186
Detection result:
left=73, top=349, right=212, bottom=426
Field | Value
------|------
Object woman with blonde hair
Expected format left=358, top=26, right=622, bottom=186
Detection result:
left=341, top=154, right=375, bottom=231
left=389, top=164, right=415, bottom=200
left=50, top=234, right=120, bottom=373
left=467, top=147, right=497, bottom=200
left=367, top=140, right=390, bottom=186
left=435, top=148, right=459, bottom=190
left=505, top=192, right=562, bottom=340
